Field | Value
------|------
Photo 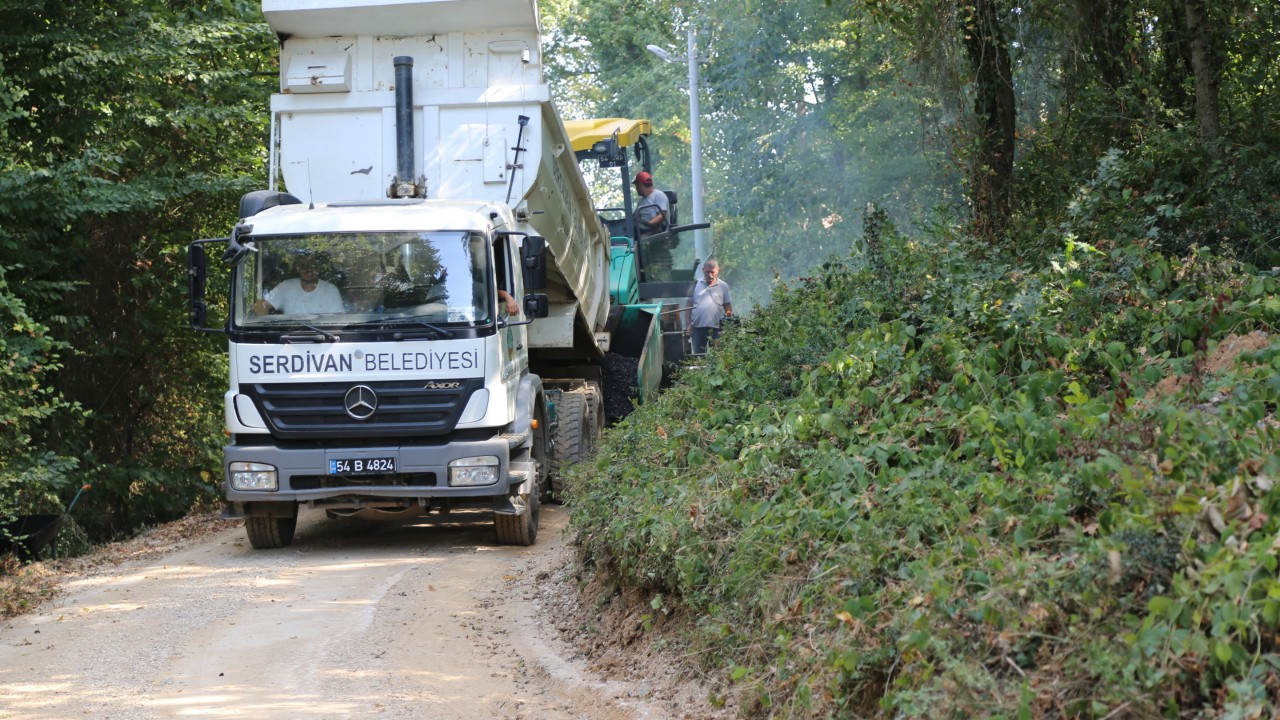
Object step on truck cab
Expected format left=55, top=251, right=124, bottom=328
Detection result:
left=187, top=0, right=655, bottom=547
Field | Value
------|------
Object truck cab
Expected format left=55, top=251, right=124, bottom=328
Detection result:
left=193, top=198, right=552, bottom=547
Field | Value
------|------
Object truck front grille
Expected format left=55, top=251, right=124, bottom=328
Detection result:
left=240, top=379, right=484, bottom=440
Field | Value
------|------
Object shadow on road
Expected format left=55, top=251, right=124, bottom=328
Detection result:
left=242, top=506, right=568, bottom=556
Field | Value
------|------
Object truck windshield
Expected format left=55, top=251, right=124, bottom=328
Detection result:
left=233, top=231, right=492, bottom=328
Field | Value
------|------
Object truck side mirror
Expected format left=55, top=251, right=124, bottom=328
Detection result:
left=189, top=243, right=209, bottom=329
left=522, top=235, right=547, bottom=290
left=190, top=301, right=208, bottom=328
left=189, top=244, right=208, bottom=301
left=221, top=222, right=255, bottom=266
left=189, top=239, right=228, bottom=334
left=522, top=293, right=549, bottom=319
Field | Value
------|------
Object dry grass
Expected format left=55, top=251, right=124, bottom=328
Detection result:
left=0, top=510, right=237, bottom=619
left=0, top=554, right=63, bottom=617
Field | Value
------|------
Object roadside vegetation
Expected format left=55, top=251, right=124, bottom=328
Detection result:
left=560, top=1, right=1280, bottom=715
left=570, top=151, right=1279, bottom=715
left=0, top=1, right=272, bottom=548
left=1, top=1, right=1277, bottom=713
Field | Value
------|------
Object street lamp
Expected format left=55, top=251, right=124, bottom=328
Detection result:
left=646, top=27, right=707, bottom=269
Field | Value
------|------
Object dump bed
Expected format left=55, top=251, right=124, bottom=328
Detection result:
left=261, top=0, right=610, bottom=356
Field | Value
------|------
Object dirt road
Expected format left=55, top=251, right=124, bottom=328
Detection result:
left=0, top=507, right=672, bottom=720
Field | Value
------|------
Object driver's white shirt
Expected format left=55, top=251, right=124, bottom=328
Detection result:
left=265, top=278, right=344, bottom=314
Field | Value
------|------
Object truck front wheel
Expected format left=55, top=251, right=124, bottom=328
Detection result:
left=244, top=504, right=298, bottom=549
left=494, top=490, right=539, bottom=546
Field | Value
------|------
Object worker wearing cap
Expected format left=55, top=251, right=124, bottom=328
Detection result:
left=632, top=171, right=669, bottom=237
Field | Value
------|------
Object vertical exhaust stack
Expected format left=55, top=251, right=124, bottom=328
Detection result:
left=389, top=56, right=424, bottom=198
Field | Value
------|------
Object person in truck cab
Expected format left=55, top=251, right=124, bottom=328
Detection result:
left=498, top=289, right=519, bottom=316
left=474, top=273, right=520, bottom=316
left=253, top=252, right=345, bottom=315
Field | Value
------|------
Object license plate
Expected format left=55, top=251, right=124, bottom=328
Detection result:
left=329, top=457, right=396, bottom=475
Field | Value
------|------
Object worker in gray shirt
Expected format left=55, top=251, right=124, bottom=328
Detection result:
left=687, top=258, right=732, bottom=354
left=634, top=170, right=675, bottom=275
left=632, top=171, right=669, bottom=236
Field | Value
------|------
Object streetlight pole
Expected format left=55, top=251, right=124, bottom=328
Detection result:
left=647, top=26, right=708, bottom=270
left=685, top=26, right=707, bottom=269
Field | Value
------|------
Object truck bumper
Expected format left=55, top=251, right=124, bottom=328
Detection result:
left=223, top=435, right=519, bottom=506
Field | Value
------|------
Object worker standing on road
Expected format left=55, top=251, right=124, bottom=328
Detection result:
left=687, top=258, right=732, bottom=355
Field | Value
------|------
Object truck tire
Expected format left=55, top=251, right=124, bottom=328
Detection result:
left=244, top=509, right=297, bottom=549
left=494, top=490, right=539, bottom=546
left=583, top=383, right=604, bottom=439
left=532, top=400, right=552, bottom=500
left=550, top=389, right=586, bottom=498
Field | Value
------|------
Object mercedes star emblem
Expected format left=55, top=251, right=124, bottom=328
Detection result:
left=343, top=385, right=378, bottom=420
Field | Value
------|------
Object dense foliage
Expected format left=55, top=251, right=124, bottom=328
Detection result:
left=547, top=0, right=1280, bottom=307
left=544, top=0, right=955, bottom=310
left=571, top=182, right=1280, bottom=716
left=565, top=1, right=1280, bottom=715
left=0, top=1, right=274, bottom=539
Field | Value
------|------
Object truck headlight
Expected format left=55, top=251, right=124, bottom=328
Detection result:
left=448, top=456, right=499, bottom=487
left=229, top=462, right=278, bottom=491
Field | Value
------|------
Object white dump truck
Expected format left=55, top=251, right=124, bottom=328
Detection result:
left=187, top=0, right=662, bottom=548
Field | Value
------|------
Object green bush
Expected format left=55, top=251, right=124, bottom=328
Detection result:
left=570, top=177, right=1280, bottom=716
left=0, top=266, right=83, bottom=527
left=0, top=1, right=270, bottom=544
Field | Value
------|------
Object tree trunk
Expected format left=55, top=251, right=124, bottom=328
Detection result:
left=1158, top=0, right=1191, bottom=113
left=1184, top=0, right=1221, bottom=146
left=962, top=0, right=1016, bottom=240
left=1076, top=0, right=1130, bottom=93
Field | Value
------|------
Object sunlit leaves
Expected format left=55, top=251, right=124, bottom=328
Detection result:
left=0, top=0, right=273, bottom=537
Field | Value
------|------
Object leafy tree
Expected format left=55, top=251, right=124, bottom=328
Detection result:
left=0, top=265, right=81, bottom=523
left=545, top=0, right=953, bottom=310
left=699, top=0, right=951, bottom=298
left=0, top=0, right=274, bottom=538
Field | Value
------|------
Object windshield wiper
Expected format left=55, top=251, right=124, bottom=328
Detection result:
left=250, top=317, right=340, bottom=342
left=344, top=314, right=455, bottom=339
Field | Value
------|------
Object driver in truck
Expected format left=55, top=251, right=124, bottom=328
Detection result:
left=253, top=252, right=345, bottom=315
